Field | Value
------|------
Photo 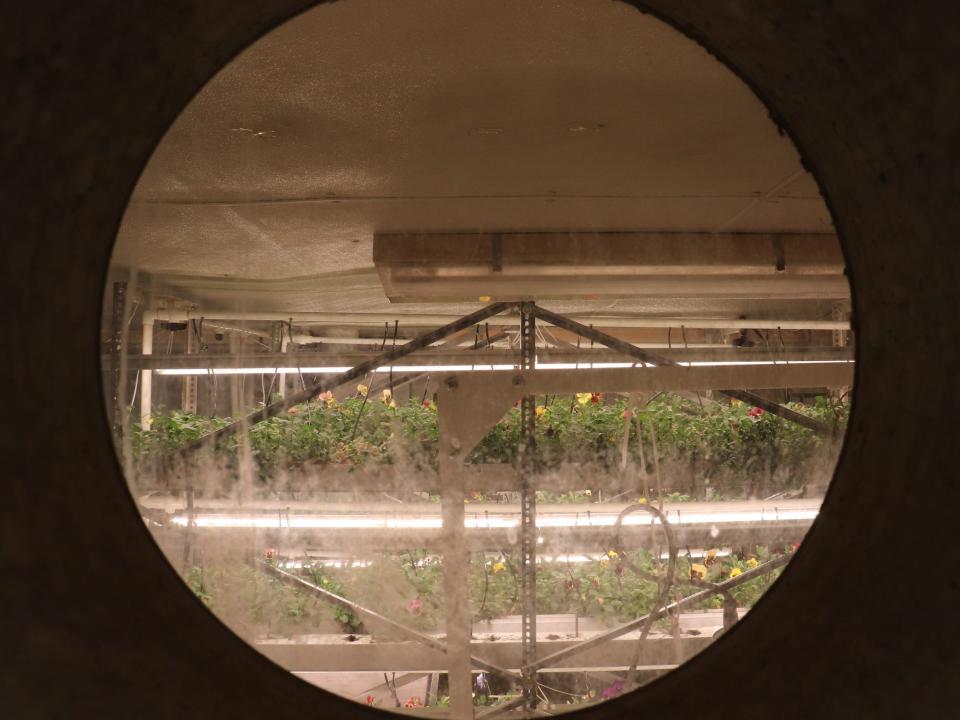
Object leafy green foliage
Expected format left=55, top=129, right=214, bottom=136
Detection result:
left=134, top=393, right=848, bottom=496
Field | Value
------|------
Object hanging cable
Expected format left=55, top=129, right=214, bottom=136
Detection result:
left=389, top=320, right=398, bottom=394
left=681, top=325, right=704, bottom=411
left=611, top=503, right=678, bottom=690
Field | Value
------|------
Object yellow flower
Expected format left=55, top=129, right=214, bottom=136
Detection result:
left=729, top=567, right=743, bottom=578
left=705, top=549, right=718, bottom=560
left=599, top=556, right=610, bottom=567
left=492, top=561, right=506, bottom=574
left=636, top=497, right=648, bottom=505
left=381, top=388, right=392, bottom=403
left=576, top=392, right=592, bottom=405
left=535, top=405, right=546, bottom=418
left=316, top=390, right=336, bottom=407
left=690, top=563, right=707, bottom=579
left=746, top=557, right=759, bottom=569
left=607, top=550, right=619, bottom=559
left=357, top=383, right=369, bottom=397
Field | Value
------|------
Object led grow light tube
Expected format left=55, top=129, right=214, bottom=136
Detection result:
left=154, top=359, right=853, bottom=376
left=170, top=508, right=818, bottom=529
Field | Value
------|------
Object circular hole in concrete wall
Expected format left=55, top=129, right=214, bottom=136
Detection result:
left=100, top=0, right=852, bottom=714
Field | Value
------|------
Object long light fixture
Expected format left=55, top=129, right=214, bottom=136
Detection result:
left=154, top=359, right=853, bottom=376
left=170, top=507, right=819, bottom=529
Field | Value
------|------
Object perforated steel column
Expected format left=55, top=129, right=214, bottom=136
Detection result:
left=519, top=302, right=538, bottom=710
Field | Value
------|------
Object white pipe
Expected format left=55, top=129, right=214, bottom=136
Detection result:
left=144, top=309, right=850, bottom=331
left=140, top=317, right=153, bottom=430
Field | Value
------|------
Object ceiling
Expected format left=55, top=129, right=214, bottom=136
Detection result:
left=112, top=0, right=837, bottom=320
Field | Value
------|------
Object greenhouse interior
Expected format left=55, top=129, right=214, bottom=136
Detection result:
left=100, top=1, right=853, bottom=718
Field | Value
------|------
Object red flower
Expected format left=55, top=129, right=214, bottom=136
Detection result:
left=747, top=406, right=765, bottom=418
left=366, top=696, right=375, bottom=705
left=590, top=392, right=602, bottom=404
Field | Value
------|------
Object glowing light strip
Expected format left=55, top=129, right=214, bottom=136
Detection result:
left=277, top=551, right=734, bottom=568
left=171, top=508, right=818, bottom=529
left=154, top=360, right=852, bottom=376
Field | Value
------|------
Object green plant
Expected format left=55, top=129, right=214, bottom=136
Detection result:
left=132, top=393, right=848, bottom=499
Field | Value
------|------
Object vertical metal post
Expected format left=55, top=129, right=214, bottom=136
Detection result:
left=277, top=321, right=289, bottom=401
left=108, top=281, right=127, bottom=440
left=438, top=413, right=473, bottom=720
left=519, top=302, right=538, bottom=711
left=181, top=320, right=198, bottom=413
left=832, top=302, right=848, bottom=348
left=140, top=311, right=154, bottom=430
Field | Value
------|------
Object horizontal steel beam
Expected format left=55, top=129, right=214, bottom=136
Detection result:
left=452, top=363, right=853, bottom=396
left=145, top=308, right=851, bottom=331
left=257, top=633, right=710, bottom=673
left=375, top=232, right=847, bottom=302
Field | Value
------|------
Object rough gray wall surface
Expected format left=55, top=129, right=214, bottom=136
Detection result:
left=2, top=1, right=959, bottom=718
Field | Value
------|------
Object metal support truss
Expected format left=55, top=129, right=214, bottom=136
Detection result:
left=518, top=302, right=538, bottom=711
left=530, top=304, right=833, bottom=436
left=179, top=301, right=518, bottom=454
left=259, top=561, right=521, bottom=683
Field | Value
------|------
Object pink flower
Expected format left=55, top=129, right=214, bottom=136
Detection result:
left=622, top=409, right=633, bottom=419
left=747, top=406, right=765, bottom=418
left=406, top=597, right=423, bottom=614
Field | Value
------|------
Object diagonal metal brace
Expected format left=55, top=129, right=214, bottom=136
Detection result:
left=258, top=560, right=522, bottom=684
left=530, top=305, right=833, bottom=436
left=521, top=553, right=791, bottom=674
left=180, top=302, right=519, bottom=455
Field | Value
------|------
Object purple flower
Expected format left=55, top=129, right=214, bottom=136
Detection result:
left=601, top=680, right=624, bottom=700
